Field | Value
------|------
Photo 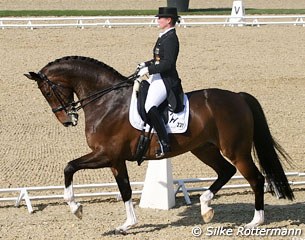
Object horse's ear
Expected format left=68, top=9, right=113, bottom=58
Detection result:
left=24, top=72, right=40, bottom=81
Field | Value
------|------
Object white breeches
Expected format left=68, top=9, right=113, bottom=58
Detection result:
left=144, top=73, right=167, bottom=113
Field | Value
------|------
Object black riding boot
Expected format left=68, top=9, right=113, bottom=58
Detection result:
left=147, top=106, right=171, bottom=158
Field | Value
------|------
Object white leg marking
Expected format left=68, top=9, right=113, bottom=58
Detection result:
left=64, top=183, right=82, bottom=219
left=115, top=199, right=138, bottom=234
left=245, top=209, right=264, bottom=229
left=64, top=183, right=74, bottom=202
left=200, top=190, right=214, bottom=223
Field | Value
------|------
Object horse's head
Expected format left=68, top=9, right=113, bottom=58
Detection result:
left=24, top=71, right=78, bottom=127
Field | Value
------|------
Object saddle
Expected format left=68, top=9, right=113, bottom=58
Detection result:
left=131, top=80, right=189, bottom=165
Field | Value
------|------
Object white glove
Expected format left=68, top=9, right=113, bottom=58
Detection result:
left=133, top=78, right=142, bottom=94
left=137, top=67, right=149, bottom=77
left=137, top=62, right=146, bottom=70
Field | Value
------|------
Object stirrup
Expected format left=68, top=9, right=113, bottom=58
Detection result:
left=156, top=149, right=165, bottom=158
left=155, top=141, right=171, bottom=158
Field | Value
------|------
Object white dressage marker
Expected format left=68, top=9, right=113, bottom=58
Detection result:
left=140, top=159, right=175, bottom=210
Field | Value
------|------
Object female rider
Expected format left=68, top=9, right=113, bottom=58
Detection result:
left=137, top=7, right=184, bottom=158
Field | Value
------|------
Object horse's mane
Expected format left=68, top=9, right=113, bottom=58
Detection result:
left=44, top=56, right=127, bottom=80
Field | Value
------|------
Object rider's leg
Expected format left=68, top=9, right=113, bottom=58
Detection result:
left=145, top=74, right=171, bottom=157
left=145, top=74, right=167, bottom=110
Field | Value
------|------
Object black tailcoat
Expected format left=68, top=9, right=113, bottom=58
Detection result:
left=145, top=29, right=184, bottom=113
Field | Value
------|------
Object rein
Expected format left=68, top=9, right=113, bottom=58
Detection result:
left=38, top=71, right=137, bottom=114
left=72, top=72, right=137, bottom=112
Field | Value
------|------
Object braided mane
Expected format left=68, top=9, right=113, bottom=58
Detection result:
left=44, top=56, right=127, bottom=79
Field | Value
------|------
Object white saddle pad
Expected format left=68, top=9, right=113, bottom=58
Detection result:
left=129, top=92, right=189, bottom=133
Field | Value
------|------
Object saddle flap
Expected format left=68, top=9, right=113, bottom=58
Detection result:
left=137, top=80, right=150, bottom=123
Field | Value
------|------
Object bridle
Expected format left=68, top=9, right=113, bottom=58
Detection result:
left=37, top=71, right=137, bottom=125
left=37, top=72, right=75, bottom=114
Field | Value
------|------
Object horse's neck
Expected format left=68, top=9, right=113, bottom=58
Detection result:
left=82, top=84, right=132, bottom=133
left=73, top=74, right=121, bottom=99
left=75, top=75, right=131, bottom=113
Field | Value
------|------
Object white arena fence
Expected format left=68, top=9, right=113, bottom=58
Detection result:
left=0, top=172, right=304, bottom=213
left=0, top=15, right=305, bottom=29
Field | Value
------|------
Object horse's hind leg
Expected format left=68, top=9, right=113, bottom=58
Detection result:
left=191, top=144, right=237, bottom=223
left=232, top=156, right=265, bottom=228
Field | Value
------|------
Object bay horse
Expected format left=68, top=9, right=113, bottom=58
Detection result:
left=25, top=56, right=294, bottom=234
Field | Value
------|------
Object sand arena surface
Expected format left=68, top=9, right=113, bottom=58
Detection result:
left=2, top=0, right=305, bottom=10
left=0, top=1, right=305, bottom=239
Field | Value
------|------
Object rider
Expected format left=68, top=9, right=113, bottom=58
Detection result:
left=137, top=7, right=184, bottom=158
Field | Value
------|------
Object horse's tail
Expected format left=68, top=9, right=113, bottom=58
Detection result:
left=239, top=92, right=294, bottom=200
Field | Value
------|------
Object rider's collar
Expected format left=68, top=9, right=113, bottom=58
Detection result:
left=159, top=27, right=175, bottom=38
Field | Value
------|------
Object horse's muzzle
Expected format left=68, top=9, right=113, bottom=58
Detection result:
left=63, top=110, right=79, bottom=127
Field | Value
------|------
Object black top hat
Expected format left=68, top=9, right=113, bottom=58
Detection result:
left=156, top=7, right=180, bottom=19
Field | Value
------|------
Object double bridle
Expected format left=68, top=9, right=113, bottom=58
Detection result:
left=37, top=71, right=137, bottom=125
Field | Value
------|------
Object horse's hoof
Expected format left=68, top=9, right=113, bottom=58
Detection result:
left=74, top=205, right=83, bottom=219
left=202, top=208, right=214, bottom=223
left=114, top=228, right=127, bottom=235
left=244, top=221, right=263, bottom=229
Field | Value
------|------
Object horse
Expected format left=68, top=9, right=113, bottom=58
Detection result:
left=24, top=56, right=294, bottom=234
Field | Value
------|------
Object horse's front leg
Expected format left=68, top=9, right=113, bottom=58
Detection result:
left=111, top=162, right=137, bottom=235
left=114, top=199, right=137, bottom=235
left=64, top=182, right=82, bottom=218
left=63, top=151, right=112, bottom=219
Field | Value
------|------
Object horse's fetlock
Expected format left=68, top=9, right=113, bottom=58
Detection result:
left=200, top=190, right=214, bottom=202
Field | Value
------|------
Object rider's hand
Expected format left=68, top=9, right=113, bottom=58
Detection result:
left=137, top=62, right=146, bottom=70
left=133, top=78, right=142, bottom=93
left=137, top=67, right=149, bottom=77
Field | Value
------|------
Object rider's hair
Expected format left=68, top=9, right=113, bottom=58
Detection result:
left=170, top=17, right=180, bottom=26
